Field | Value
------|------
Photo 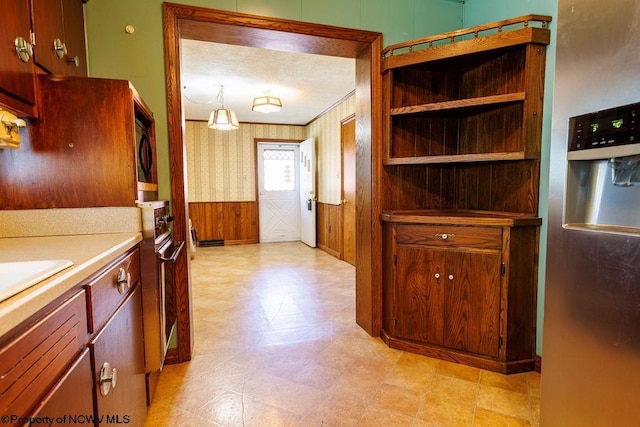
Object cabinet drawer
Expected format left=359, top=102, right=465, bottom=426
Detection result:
left=396, top=224, right=502, bottom=249
left=86, top=248, right=140, bottom=334
left=0, top=290, right=87, bottom=424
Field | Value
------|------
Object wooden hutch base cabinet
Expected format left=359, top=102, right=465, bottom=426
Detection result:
left=379, top=16, right=551, bottom=374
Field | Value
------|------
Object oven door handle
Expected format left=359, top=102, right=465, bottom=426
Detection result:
left=160, top=240, right=185, bottom=264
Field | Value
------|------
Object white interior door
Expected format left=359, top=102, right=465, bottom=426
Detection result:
left=258, top=143, right=301, bottom=243
left=300, top=137, right=317, bottom=247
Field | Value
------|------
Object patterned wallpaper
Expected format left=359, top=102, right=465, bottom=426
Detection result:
left=186, top=93, right=355, bottom=204
left=307, top=93, right=355, bottom=205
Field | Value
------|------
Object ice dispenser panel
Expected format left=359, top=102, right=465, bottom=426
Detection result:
left=565, top=102, right=640, bottom=234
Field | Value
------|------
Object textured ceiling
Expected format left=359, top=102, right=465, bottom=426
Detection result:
left=180, top=39, right=356, bottom=126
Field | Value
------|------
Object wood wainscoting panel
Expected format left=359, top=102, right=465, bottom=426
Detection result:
left=189, top=202, right=258, bottom=245
left=317, top=202, right=342, bottom=259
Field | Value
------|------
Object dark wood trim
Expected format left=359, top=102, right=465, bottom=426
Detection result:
left=318, top=243, right=341, bottom=259
left=187, top=119, right=307, bottom=127
left=163, top=348, right=180, bottom=365
left=381, top=330, right=535, bottom=374
left=355, top=38, right=384, bottom=336
left=341, top=113, right=356, bottom=125
left=535, top=355, right=542, bottom=373
left=223, top=239, right=259, bottom=246
left=164, top=4, right=382, bottom=361
left=307, top=90, right=356, bottom=125
left=163, top=4, right=193, bottom=363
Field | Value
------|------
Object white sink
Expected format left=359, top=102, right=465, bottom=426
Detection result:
left=0, top=260, right=73, bottom=302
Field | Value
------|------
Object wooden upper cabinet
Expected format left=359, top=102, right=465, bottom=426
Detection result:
left=60, top=0, right=87, bottom=76
left=31, top=0, right=88, bottom=77
left=0, top=75, right=156, bottom=209
left=0, top=0, right=36, bottom=116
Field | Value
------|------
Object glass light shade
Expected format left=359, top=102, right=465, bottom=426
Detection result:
left=252, top=95, right=282, bottom=113
left=207, top=108, right=239, bottom=130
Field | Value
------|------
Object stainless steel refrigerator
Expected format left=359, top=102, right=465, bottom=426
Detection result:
left=541, top=0, right=640, bottom=425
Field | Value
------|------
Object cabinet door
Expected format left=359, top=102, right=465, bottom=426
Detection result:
left=61, top=0, right=87, bottom=76
left=31, top=0, right=86, bottom=76
left=0, top=290, right=87, bottom=424
left=0, top=0, right=36, bottom=112
left=31, top=0, right=66, bottom=75
left=29, top=349, right=94, bottom=420
left=443, top=251, right=501, bottom=358
left=395, top=245, right=444, bottom=345
left=91, top=285, right=147, bottom=426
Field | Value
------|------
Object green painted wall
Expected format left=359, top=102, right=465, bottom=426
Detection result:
left=464, top=0, right=559, bottom=355
left=84, top=0, right=463, bottom=202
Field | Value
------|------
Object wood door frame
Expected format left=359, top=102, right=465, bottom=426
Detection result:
left=340, top=113, right=356, bottom=263
left=163, top=3, right=383, bottom=362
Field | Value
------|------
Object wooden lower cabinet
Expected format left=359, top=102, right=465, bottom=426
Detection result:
left=90, top=284, right=147, bottom=426
left=382, top=217, right=540, bottom=374
left=29, top=349, right=95, bottom=421
left=0, top=247, right=149, bottom=426
left=395, top=246, right=501, bottom=358
left=0, top=290, right=88, bottom=426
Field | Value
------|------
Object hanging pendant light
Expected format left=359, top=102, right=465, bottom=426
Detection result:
left=208, top=85, right=239, bottom=130
left=252, top=90, right=282, bottom=113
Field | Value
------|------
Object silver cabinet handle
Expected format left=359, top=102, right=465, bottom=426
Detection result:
left=99, top=362, right=117, bottom=396
left=116, top=268, right=130, bottom=294
left=68, top=55, right=80, bottom=67
left=15, top=36, right=33, bottom=62
left=435, top=233, right=455, bottom=240
left=448, top=274, right=454, bottom=281
left=53, top=38, right=67, bottom=59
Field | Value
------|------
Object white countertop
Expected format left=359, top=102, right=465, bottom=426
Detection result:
left=0, top=207, right=143, bottom=338
left=0, top=232, right=142, bottom=337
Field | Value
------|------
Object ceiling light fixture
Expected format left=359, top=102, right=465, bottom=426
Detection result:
left=208, top=85, right=239, bottom=130
left=252, top=91, right=282, bottom=113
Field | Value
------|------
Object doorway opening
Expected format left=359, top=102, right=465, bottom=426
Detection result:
left=163, top=4, right=383, bottom=362
left=258, top=142, right=301, bottom=243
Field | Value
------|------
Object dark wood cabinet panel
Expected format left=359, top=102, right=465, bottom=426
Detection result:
left=0, top=0, right=36, bottom=116
left=86, top=249, right=141, bottom=334
left=31, top=0, right=65, bottom=74
left=0, top=246, right=148, bottom=426
left=443, top=250, right=500, bottom=357
left=29, top=349, right=94, bottom=421
left=31, top=0, right=87, bottom=77
left=395, top=245, right=444, bottom=345
left=394, top=241, right=501, bottom=358
left=0, top=75, right=156, bottom=209
left=1, top=0, right=88, bottom=116
left=60, top=0, right=88, bottom=76
left=0, top=290, right=87, bottom=425
left=382, top=219, right=539, bottom=373
left=91, top=285, right=147, bottom=426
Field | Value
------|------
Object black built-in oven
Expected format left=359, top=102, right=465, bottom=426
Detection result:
left=137, top=200, right=183, bottom=403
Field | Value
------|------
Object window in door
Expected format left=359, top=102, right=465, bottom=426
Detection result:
left=263, top=148, right=296, bottom=192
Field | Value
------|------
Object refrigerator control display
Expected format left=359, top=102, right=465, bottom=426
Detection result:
left=569, top=101, right=639, bottom=151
